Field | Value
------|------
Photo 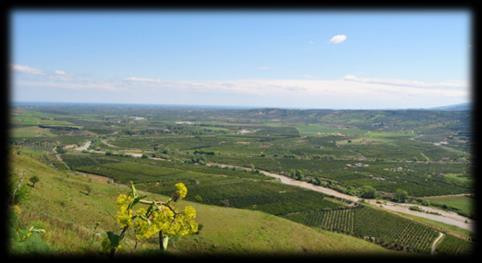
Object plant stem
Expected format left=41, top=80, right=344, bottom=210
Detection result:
left=159, top=231, right=169, bottom=251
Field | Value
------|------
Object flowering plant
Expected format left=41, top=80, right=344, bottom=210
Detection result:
left=103, top=182, right=198, bottom=255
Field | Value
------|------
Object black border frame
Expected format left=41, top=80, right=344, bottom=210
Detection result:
left=1, top=1, right=479, bottom=262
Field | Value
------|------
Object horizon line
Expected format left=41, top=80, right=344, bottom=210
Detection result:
left=12, top=100, right=470, bottom=111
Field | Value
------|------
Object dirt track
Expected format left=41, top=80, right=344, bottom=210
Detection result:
left=100, top=139, right=119, bottom=148
left=431, top=232, right=445, bottom=255
left=75, top=140, right=92, bottom=152
left=207, top=162, right=474, bottom=231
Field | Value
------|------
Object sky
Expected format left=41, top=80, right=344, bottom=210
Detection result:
left=11, top=11, right=471, bottom=109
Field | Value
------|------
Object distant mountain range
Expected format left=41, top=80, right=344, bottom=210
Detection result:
left=430, top=102, right=471, bottom=111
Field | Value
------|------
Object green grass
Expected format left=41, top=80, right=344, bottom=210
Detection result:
left=442, top=173, right=471, bottom=187
left=11, top=126, right=56, bottom=138
left=12, top=110, right=74, bottom=127
left=10, top=150, right=391, bottom=255
left=423, top=195, right=473, bottom=217
left=436, top=235, right=472, bottom=255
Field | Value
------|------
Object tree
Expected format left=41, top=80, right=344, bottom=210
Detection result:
left=29, top=176, right=40, bottom=188
left=312, top=177, right=321, bottom=186
left=289, top=169, right=296, bottom=178
left=420, top=199, right=430, bottom=206
left=293, top=169, right=304, bottom=180
left=394, top=189, right=408, bottom=203
left=360, top=185, right=377, bottom=199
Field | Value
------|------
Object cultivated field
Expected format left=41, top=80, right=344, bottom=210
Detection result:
left=9, top=103, right=473, bottom=255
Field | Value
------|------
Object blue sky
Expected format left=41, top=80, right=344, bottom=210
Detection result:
left=11, top=11, right=470, bottom=109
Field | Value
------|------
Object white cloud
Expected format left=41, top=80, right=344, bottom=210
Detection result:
left=117, top=78, right=467, bottom=99
left=16, top=76, right=468, bottom=98
left=13, top=71, right=469, bottom=109
left=12, top=64, right=43, bottom=75
left=125, top=77, right=161, bottom=83
left=15, top=79, right=122, bottom=91
left=329, top=34, right=347, bottom=44
left=54, top=70, right=66, bottom=75
left=343, top=75, right=466, bottom=90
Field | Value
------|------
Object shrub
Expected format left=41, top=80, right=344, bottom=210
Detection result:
left=194, top=195, right=203, bottom=202
left=11, top=230, right=50, bottom=253
left=11, top=179, right=30, bottom=205
left=84, top=185, right=93, bottom=196
left=9, top=207, right=48, bottom=253
left=312, top=178, right=321, bottom=186
left=29, top=176, right=40, bottom=188
left=359, top=185, right=377, bottom=199
left=393, top=189, right=408, bottom=203
left=409, top=206, right=423, bottom=212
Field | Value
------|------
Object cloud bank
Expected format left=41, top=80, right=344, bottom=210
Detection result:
left=12, top=64, right=43, bottom=75
left=54, top=70, right=66, bottom=75
left=12, top=65, right=469, bottom=109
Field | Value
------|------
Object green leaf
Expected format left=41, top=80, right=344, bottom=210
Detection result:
left=129, top=181, right=137, bottom=197
left=106, top=231, right=121, bottom=248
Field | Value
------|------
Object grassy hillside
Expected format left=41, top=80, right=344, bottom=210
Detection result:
left=9, top=150, right=391, bottom=255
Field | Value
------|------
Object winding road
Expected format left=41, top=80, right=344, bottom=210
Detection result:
left=207, top=162, right=474, bottom=231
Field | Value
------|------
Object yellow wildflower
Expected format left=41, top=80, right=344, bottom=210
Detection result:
left=117, top=194, right=133, bottom=207
left=175, top=182, right=188, bottom=199
left=184, top=206, right=196, bottom=219
left=116, top=205, right=133, bottom=228
left=133, top=217, right=152, bottom=240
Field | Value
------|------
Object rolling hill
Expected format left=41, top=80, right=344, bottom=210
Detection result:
left=9, top=149, right=391, bottom=255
